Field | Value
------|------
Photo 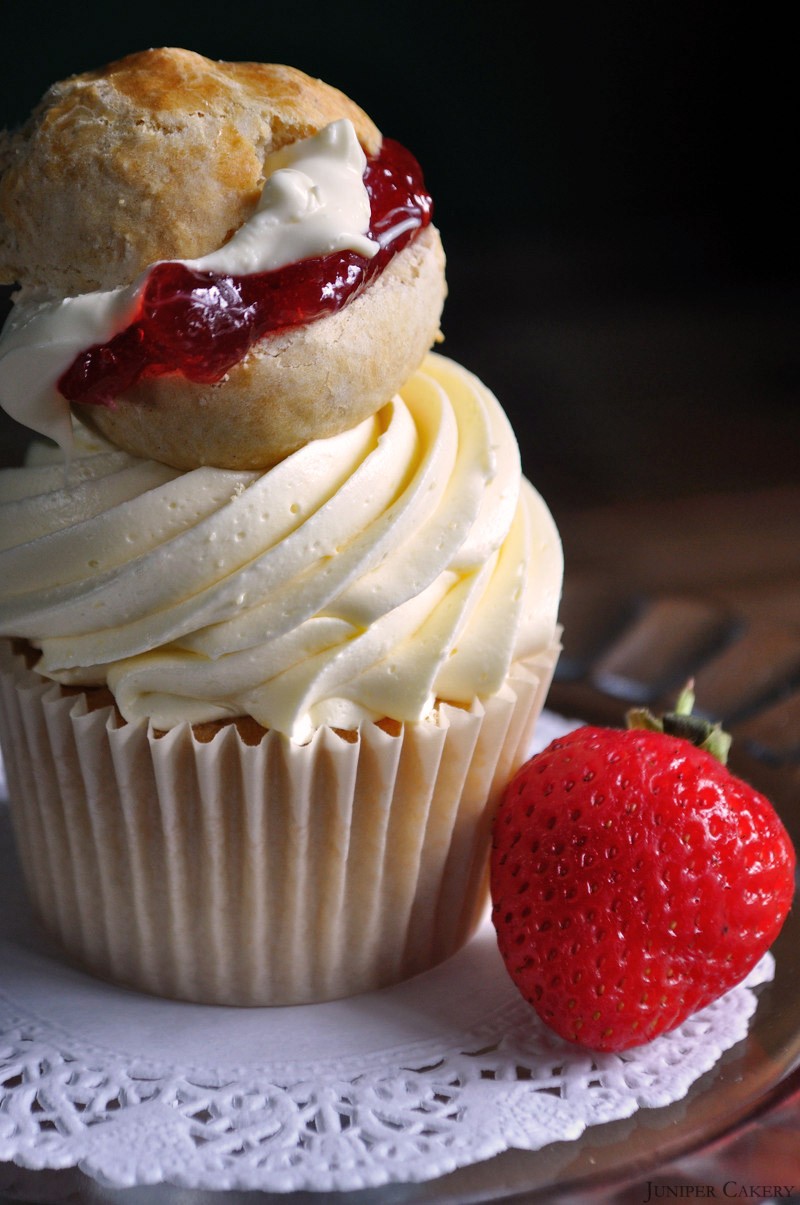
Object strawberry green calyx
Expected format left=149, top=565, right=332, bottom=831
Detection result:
left=625, top=680, right=732, bottom=765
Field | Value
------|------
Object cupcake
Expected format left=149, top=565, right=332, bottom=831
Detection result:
left=0, top=49, right=562, bottom=1005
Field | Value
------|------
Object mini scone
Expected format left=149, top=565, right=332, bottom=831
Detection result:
left=0, top=47, right=446, bottom=468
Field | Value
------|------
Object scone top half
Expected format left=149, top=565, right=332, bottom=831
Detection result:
left=0, top=47, right=447, bottom=469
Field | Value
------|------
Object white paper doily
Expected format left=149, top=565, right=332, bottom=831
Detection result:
left=0, top=713, right=775, bottom=1195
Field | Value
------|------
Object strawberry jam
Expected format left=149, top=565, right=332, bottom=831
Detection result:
left=58, top=139, right=433, bottom=407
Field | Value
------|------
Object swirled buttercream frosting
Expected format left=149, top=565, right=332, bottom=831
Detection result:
left=0, top=353, right=562, bottom=742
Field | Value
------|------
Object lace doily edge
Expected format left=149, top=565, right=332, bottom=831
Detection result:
left=0, top=954, right=774, bottom=1194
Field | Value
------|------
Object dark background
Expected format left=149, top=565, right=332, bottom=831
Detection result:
left=1, top=0, right=797, bottom=512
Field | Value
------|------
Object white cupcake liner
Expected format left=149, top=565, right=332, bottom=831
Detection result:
left=0, top=638, right=559, bottom=1005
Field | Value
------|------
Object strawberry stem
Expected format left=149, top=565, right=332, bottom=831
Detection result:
left=626, top=679, right=732, bottom=765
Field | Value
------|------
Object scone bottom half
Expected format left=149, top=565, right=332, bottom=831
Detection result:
left=0, top=47, right=447, bottom=470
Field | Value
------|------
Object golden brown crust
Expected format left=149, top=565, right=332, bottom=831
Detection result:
left=1, top=47, right=446, bottom=469
left=76, top=224, right=447, bottom=469
left=0, top=47, right=382, bottom=294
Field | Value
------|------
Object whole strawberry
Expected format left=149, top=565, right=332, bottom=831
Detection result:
left=490, top=686, right=796, bottom=1052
